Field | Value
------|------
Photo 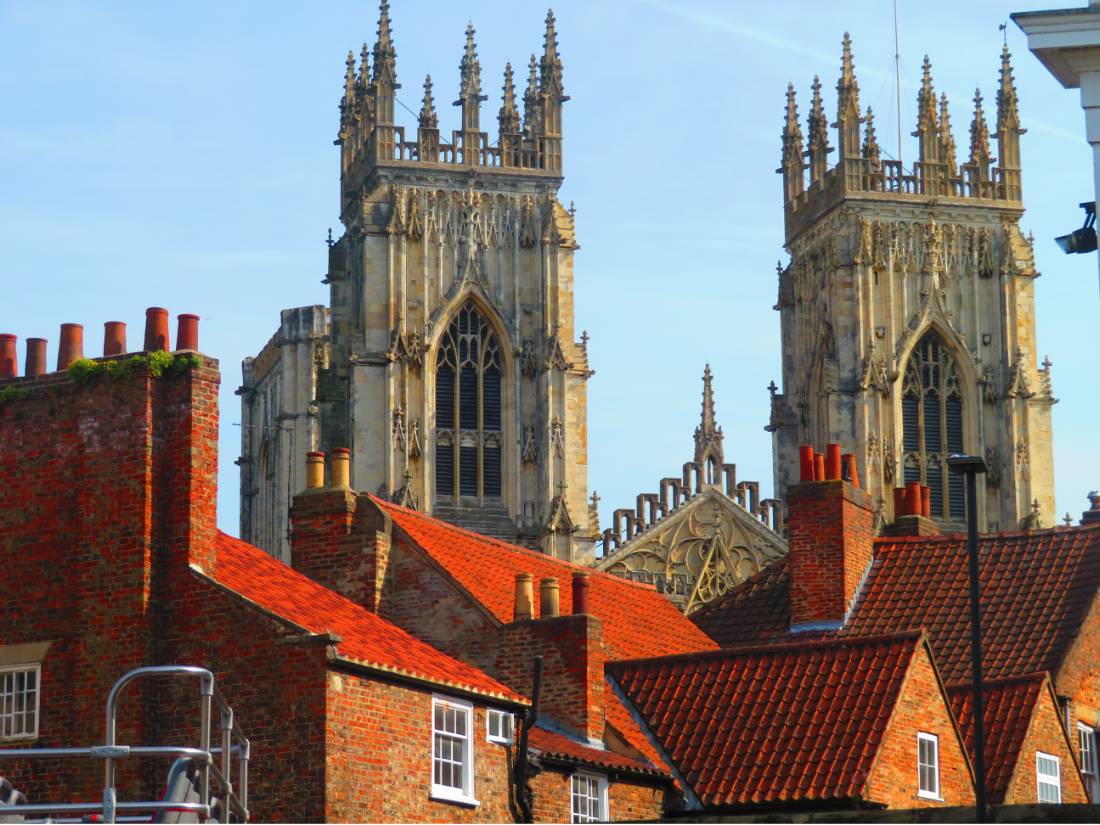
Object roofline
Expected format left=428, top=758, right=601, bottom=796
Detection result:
left=688, top=557, right=788, bottom=622
left=373, top=495, right=664, bottom=593
left=873, top=521, right=1100, bottom=547
left=606, top=629, right=925, bottom=673
left=943, top=671, right=1050, bottom=692
left=191, top=564, right=528, bottom=707
left=661, top=793, right=884, bottom=816
left=327, top=655, right=529, bottom=710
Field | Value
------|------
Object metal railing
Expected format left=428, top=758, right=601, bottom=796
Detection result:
left=0, top=665, right=250, bottom=823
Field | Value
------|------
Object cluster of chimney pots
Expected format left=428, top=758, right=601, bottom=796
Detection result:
left=0, top=308, right=200, bottom=380
left=799, top=442, right=934, bottom=519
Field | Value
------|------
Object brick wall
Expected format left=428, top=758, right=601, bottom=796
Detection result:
left=864, top=645, right=975, bottom=808
left=324, top=671, right=515, bottom=823
left=786, top=480, right=874, bottom=629
left=1003, top=687, right=1088, bottom=805
left=529, top=768, right=666, bottom=822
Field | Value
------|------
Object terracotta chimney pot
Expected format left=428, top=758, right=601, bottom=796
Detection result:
left=799, top=445, right=815, bottom=483
left=330, top=447, right=351, bottom=488
left=921, top=486, right=932, bottom=519
left=103, top=322, right=127, bottom=357
left=572, top=571, right=591, bottom=615
left=842, top=453, right=860, bottom=489
left=57, top=323, right=84, bottom=370
left=814, top=452, right=826, bottom=482
left=176, top=313, right=199, bottom=352
left=25, top=338, right=47, bottom=378
left=825, top=444, right=842, bottom=481
left=514, top=573, right=534, bottom=621
left=893, top=487, right=908, bottom=517
left=0, top=335, right=16, bottom=379
left=144, top=307, right=170, bottom=352
left=905, top=482, right=922, bottom=517
left=540, top=577, right=560, bottom=618
left=306, top=451, right=325, bottom=490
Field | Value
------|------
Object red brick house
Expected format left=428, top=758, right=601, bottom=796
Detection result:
left=691, top=448, right=1098, bottom=808
left=608, top=632, right=975, bottom=813
left=0, top=320, right=531, bottom=822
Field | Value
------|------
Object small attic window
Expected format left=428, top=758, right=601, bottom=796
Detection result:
left=917, top=732, right=940, bottom=800
left=0, top=664, right=40, bottom=740
left=486, top=708, right=513, bottom=744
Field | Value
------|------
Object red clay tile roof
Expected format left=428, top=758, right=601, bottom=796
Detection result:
left=211, top=531, right=527, bottom=705
left=692, top=524, right=1100, bottom=684
left=608, top=633, right=925, bottom=809
left=527, top=725, right=669, bottom=778
left=947, top=674, right=1047, bottom=805
left=374, top=498, right=716, bottom=661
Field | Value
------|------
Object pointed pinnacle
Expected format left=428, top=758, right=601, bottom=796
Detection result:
left=359, top=42, right=370, bottom=83
left=863, top=106, right=880, bottom=161
left=915, top=55, right=938, bottom=134
left=701, top=364, right=717, bottom=432
left=939, top=92, right=957, bottom=172
left=544, top=9, right=559, bottom=61
left=998, top=43, right=1021, bottom=129
left=372, top=0, right=397, bottom=85
left=458, top=21, right=482, bottom=101
left=344, top=50, right=356, bottom=92
left=419, top=74, right=437, bottom=129
left=499, top=63, right=520, bottom=133
left=969, top=87, right=992, bottom=165
left=808, top=75, right=829, bottom=150
left=539, top=8, right=565, bottom=98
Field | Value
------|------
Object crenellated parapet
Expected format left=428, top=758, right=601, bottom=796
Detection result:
left=337, top=3, right=567, bottom=218
left=782, top=36, right=1026, bottom=244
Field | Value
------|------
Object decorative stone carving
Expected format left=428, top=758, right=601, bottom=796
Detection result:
left=520, top=340, right=538, bottom=378
left=408, top=419, right=422, bottom=460
left=1006, top=347, right=1033, bottom=399
left=391, top=404, right=407, bottom=452
left=545, top=331, right=572, bottom=371
left=550, top=418, right=565, bottom=458
left=985, top=447, right=1001, bottom=488
left=522, top=425, right=537, bottom=465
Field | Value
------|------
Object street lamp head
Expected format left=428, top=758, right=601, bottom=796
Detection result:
left=948, top=453, right=989, bottom=475
left=1055, top=201, right=1097, bottom=254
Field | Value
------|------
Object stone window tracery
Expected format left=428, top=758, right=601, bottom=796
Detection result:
left=901, top=331, right=965, bottom=521
left=434, top=301, right=503, bottom=501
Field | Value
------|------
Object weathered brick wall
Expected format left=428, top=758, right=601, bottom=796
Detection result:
left=324, top=671, right=515, bottom=823
left=1003, top=688, right=1087, bottom=804
left=864, top=647, right=975, bottom=808
left=0, top=358, right=219, bottom=805
left=786, top=480, right=873, bottom=628
left=529, top=768, right=666, bottom=822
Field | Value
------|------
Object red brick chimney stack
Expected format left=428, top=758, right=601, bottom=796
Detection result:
left=144, top=307, right=170, bottom=352
left=0, top=335, right=16, bottom=379
left=175, top=314, right=199, bottom=352
left=787, top=443, right=874, bottom=632
left=24, top=338, right=47, bottom=378
left=103, top=322, right=127, bottom=357
left=57, top=323, right=83, bottom=370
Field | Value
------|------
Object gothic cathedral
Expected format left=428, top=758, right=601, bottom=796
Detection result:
left=239, top=3, right=596, bottom=561
left=768, top=37, right=1056, bottom=532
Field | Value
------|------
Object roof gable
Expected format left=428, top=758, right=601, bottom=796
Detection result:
left=211, top=531, right=526, bottom=704
left=608, top=633, right=923, bottom=809
left=375, top=498, right=716, bottom=661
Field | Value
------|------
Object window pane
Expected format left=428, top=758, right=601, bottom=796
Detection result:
left=459, top=446, right=478, bottom=497
left=483, top=368, right=501, bottom=431
left=902, top=396, right=920, bottom=452
left=923, top=394, right=942, bottom=451
left=436, top=367, right=455, bottom=429
left=483, top=444, right=501, bottom=498
left=435, top=442, right=454, bottom=497
left=926, top=462, right=944, bottom=518
left=946, top=396, right=964, bottom=453
left=459, top=366, right=478, bottom=430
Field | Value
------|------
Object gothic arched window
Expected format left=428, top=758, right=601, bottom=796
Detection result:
left=901, top=331, right=965, bottom=521
left=434, top=302, right=503, bottom=501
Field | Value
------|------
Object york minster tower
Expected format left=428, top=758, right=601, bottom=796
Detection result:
left=769, top=37, right=1056, bottom=532
left=239, top=4, right=596, bottom=561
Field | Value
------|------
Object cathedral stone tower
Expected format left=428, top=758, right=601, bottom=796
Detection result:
left=769, top=37, right=1056, bottom=533
left=240, top=4, right=596, bottom=561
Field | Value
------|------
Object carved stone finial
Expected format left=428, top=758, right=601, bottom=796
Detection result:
left=326, top=227, right=334, bottom=248
left=372, top=0, right=397, bottom=86
left=835, top=32, right=862, bottom=158
left=914, top=55, right=939, bottom=140
left=498, top=63, right=520, bottom=135
left=998, top=43, right=1021, bottom=133
left=862, top=106, right=881, bottom=165
left=969, top=88, right=992, bottom=168
left=456, top=21, right=487, bottom=129
left=1065, top=513, right=1075, bottom=527
left=540, top=8, right=565, bottom=98
left=939, top=93, right=958, bottom=176
left=694, top=365, right=724, bottom=468
left=768, top=379, right=778, bottom=398
left=523, top=55, right=541, bottom=138
left=807, top=76, right=830, bottom=181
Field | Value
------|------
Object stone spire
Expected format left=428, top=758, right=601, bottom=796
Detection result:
left=939, top=93, right=958, bottom=176
left=835, top=32, right=862, bottom=159
left=358, top=42, right=371, bottom=87
left=780, top=83, right=805, bottom=201
left=456, top=22, right=486, bottom=134
left=523, top=54, right=541, bottom=139
left=997, top=44, right=1024, bottom=199
left=370, top=0, right=398, bottom=128
left=419, top=74, right=438, bottom=129
left=540, top=9, right=565, bottom=99
left=694, top=365, right=724, bottom=469
left=914, top=56, right=940, bottom=164
left=499, top=63, right=521, bottom=136
left=862, top=106, right=881, bottom=166
left=807, top=75, right=831, bottom=182
left=968, top=88, right=993, bottom=168
left=538, top=9, right=567, bottom=171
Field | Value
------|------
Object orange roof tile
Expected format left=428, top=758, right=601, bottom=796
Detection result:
left=692, top=524, right=1100, bottom=685
left=375, top=498, right=716, bottom=661
left=212, top=531, right=527, bottom=705
left=527, top=725, right=669, bottom=778
left=947, top=674, right=1047, bottom=805
left=608, top=633, right=924, bottom=809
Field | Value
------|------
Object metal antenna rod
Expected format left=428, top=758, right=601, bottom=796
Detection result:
left=894, top=0, right=904, bottom=170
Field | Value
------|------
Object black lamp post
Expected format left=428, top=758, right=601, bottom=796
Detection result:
left=948, top=453, right=989, bottom=822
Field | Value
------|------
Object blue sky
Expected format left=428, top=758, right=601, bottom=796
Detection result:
left=1, top=0, right=1097, bottom=533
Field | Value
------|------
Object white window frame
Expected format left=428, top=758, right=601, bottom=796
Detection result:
left=486, top=708, right=513, bottom=745
left=917, top=732, right=941, bottom=800
left=430, top=695, right=477, bottom=806
left=0, top=663, right=40, bottom=741
left=1037, top=751, right=1061, bottom=804
left=1079, top=724, right=1099, bottom=801
left=570, top=771, right=608, bottom=823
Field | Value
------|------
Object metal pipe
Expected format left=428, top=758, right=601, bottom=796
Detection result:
left=949, top=453, right=989, bottom=822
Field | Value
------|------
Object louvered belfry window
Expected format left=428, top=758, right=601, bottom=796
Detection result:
left=902, top=331, right=965, bottom=521
left=435, top=302, right=503, bottom=500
